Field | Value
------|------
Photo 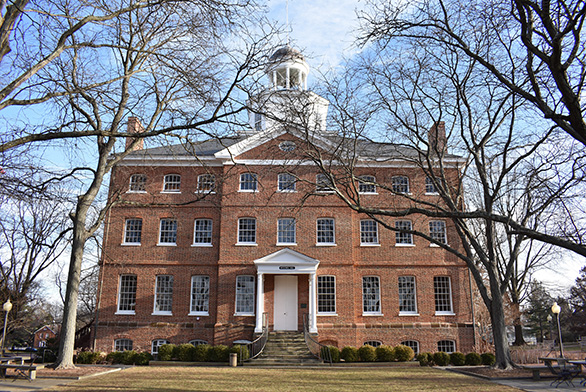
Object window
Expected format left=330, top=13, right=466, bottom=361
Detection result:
left=358, top=175, right=376, bottom=194
left=163, top=174, right=181, bottom=192
left=437, top=340, right=456, bottom=353
left=190, top=276, right=210, bottom=315
left=398, top=276, right=417, bottom=314
left=434, top=276, right=454, bottom=314
left=237, top=218, right=256, bottom=244
left=129, top=174, right=146, bottom=192
left=123, top=218, right=142, bottom=245
left=392, top=176, right=410, bottom=193
left=316, top=174, right=334, bottom=192
left=364, top=341, right=382, bottom=347
left=117, top=275, right=137, bottom=314
left=240, top=173, right=258, bottom=191
left=395, top=220, right=413, bottom=245
left=193, top=219, right=213, bottom=246
left=153, top=275, right=173, bottom=315
left=114, top=339, right=133, bottom=352
left=277, top=218, right=296, bottom=244
left=151, top=339, right=169, bottom=357
left=316, top=218, right=335, bottom=245
left=429, top=221, right=447, bottom=245
left=401, top=340, right=419, bottom=356
left=425, top=176, right=437, bottom=194
left=317, top=276, right=336, bottom=314
left=189, top=339, right=208, bottom=346
left=362, top=276, right=381, bottom=314
left=235, top=275, right=255, bottom=315
left=197, top=174, right=215, bottom=193
left=159, top=219, right=177, bottom=245
left=278, top=173, right=296, bottom=192
left=360, top=220, right=379, bottom=245
left=254, top=113, right=262, bottom=132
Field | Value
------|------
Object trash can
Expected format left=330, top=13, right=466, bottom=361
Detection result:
left=229, top=352, right=237, bottom=367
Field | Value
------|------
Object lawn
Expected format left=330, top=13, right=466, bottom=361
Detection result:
left=45, top=366, right=521, bottom=392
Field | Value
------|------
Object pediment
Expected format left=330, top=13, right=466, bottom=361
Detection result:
left=254, top=248, right=319, bottom=274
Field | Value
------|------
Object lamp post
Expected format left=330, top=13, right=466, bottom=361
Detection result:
left=551, top=302, right=564, bottom=358
left=1, top=299, right=12, bottom=355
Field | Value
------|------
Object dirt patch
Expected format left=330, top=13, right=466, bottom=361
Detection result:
left=36, top=365, right=121, bottom=379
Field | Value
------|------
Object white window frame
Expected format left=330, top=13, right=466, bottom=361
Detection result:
left=316, top=218, right=336, bottom=246
left=116, top=274, right=137, bottom=315
left=196, top=174, right=216, bottom=193
left=277, top=218, right=296, bottom=245
left=153, top=275, right=173, bottom=315
left=364, top=340, right=382, bottom=347
left=123, top=218, right=142, bottom=245
left=429, top=221, right=447, bottom=246
left=317, top=275, right=336, bottom=315
left=362, top=276, right=382, bottom=315
left=401, top=340, right=420, bottom=356
left=425, top=176, right=438, bottom=194
left=237, top=218, right=257, bottom=245
left=235, top=275, right=255, bottom=316
left=162, top=174, right=181, bottom=193
left=358, top=175, right=377, bottom=194
left=239, top=173, right=258, bottom=192
left=277, top=173, right=296, bottom=192
left=437, top=340, right=456, bottom=353
left=360, top=220, right=379, bottom=246
left=158, top=219, right=178, bottom=246
left=316, top=174, right=334, bottom=193
left=128, top=174, right=147, bottom=193
left=114, top=339, right=133, bottom=352
left=395, top=220, right=414, bottom=246
left=151, top=339, right=169, bottom=356
left=254, top=112, right=263, bottom=132
left=398, top=276, right=418, bottom=315
left=189, top=275, right=210, bottom=316
left=434, top=276, right=455, bottom=315
left=193, top=219, right=213, bottom=247
left=392, top=176, right=410, bottom=193
left=189, top=339, right=208, bottom=346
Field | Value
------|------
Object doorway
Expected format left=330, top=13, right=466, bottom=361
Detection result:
left=273, top=275, right=298, bottom=331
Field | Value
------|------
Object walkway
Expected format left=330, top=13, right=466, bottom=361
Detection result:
left=496, top=378, right=586, bottom=392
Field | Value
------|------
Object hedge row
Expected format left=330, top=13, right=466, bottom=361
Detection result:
left=76, top=350, right=152, bottom=365
left=416, top=351, right=496, bottom=366
left=157, top=344, right=250, bottom=362
left=325, top=344, right=416, bottom=363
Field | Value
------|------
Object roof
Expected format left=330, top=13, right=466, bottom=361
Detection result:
left=269, top=45, right=305, bottom=63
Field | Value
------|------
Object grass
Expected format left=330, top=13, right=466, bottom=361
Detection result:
left=44, top=366, right=521, bottom=392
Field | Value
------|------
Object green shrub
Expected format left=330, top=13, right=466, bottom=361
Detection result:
left=450, top=352, right=466, bottom=366
left=394, top=345, right=415, bottom=362
left=340, top=346, right=359, bottom=362
left=134, top=351, right=152, bottom=366
left=121, top=350, right=139, bottom=365
left=177, top=344, right=196, bottom=362
left=465, top=352, right=482, bottom=366
left=358, top=345, right=377, bottom=362
left=209, top=345, right=229, bottom=362
left=320, top=346, right=340, bottom=363
left=375, top=345, right=395, bottom=362
left=432, top=351, right=450, bottom=366
left=416, top=352, right=433, bottom=366
left=157, top=344, right=174, bottom=361
left=76, top=351, right=103, bottom=364
left=194, top=344, right=211, bottom=362
left=481, top=352, right=496, bottom=366
left=230, top=345, right=250, bottom=361
left=105, top=351, right=124, bottom=364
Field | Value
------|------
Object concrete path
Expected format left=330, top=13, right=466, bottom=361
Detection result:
left=0, top=377, right=77, bottom=392
left=496, top=378, right=586, bottom=391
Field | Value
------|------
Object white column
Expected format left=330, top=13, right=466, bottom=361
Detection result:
left=255, top=272, right=264, bottom=333
left=286, top=67, right=290, bottom=89
left=308, top=273, right=318, bottom=333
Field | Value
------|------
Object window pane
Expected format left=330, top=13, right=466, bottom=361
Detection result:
left=159, top=219, right=177, bottom=244
left=316, top=174, right=334, bottom=192
left=434, top=276, right=453, bottom=313
left=124, top=219, right=142, bottom=244
left=118, top=275, right=137, bottom=312
left=317, top=218, right=335, bottom=243
left=392, top=176, right=409, bottom=193
left=278, top=173, right=296, bottom=192
left=236, top=275, right=255, bottom=314
left=317, top=276, right=336, bottom=313
left=238, top=218, right=256, bottom=243
left=114, top=339, right=133, bottom=352
left=155, top=275, right=173, bottom=313
left=191, top=276, right=210, bottom=313
left=360, top=220, right=378, bottom=244
left=277, top=218, right=296, bottom=244
left=395, top=220, right=413, bottom=244
left=364, top=341, right=382, bottom=347
left=358, top=176, right=376, bottom=194
left=240, top=173, right=258, bottom=191
left=437, top=340, right=455, bottom=353
left=163, top=174, right=181, bottom=192
left=151, top=339, right=169, bottom=355
left=197, top=174, right=215, bottom=192
left=194, top=219, right=213, bottom=244
left=425, top=176, right=437, bottom=193
left=429, top=221, right=447, bottom=244
left=362, top=276, right=381, bottom=313
left=129, top=174, right=146, bottom=192
left=398, top=276, right=417, bottom=313
left=401, top=340, right=419, bottom=356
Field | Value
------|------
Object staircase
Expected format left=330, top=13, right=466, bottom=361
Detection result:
left=245, top=331, right=323, bottom=366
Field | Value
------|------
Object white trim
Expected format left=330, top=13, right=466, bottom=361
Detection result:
left=160, top=191, right=181, bottom=194
left=399, top=312, right=420, bottom=316
left=121, top=243, right=141, bottom=246
left=157, top=243, right=177, bottom=247
left=315, top=243, right=336, bottom=247
left=317, top=313, right=338, bottom=316
left=360, top=244, right=381, bottom=247
left=277, top=242, right=297, bottom=246
left=188, top=312, right=209, bottom=316
left=435, top=312, right=456, bottom=316
left=151, top=311, right=173, bottom=316
left=115, top=310, right=136, bottom=315
left=395, top=243, right=415, bottom=247
left=192, top=243, right=213, bottom=247
left=126, top=190, right=147, bottom=194
left=236, top=242, right=258, bottom=246
left=362, top=313, right=384, bottom=316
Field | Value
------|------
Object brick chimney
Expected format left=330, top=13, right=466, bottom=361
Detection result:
left=125, top=117, right=144, bottom=151
left=428, top=121, right=446, bottom=155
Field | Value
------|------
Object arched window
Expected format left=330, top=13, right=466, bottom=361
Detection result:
left=151, top=339, right=170, bottom=357
left=392, top=176, right=409, bottom=193
left=114, top=339, right=133, bottom=352
left=358, top=175, right=376, bottom=194
left=239, top=173, right=258, bottom=191
left=400, top=340, right=420, bottom=356
left=437, top=340, right=456, bottom=353
left=189, top=339, right=208, bottom=346
left=364, top=340, right=382, bottom=347
left=163, top=174, right=181, bottom=192
left=197, top=174, right=215, bottom=193
left=129, top=174, right=146, bottom=192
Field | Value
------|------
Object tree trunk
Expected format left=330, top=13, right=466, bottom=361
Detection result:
left=490, top=288, right=514, bottom=369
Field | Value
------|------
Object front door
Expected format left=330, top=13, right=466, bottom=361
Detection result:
left=274, top=275, right=298, bottom=331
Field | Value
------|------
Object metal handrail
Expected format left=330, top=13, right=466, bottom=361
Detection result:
left=303, top=314, right=332, bottom=365
left=241, top=312, right=268, bottom=364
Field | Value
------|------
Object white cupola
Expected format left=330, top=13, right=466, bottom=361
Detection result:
left=265, top=45, right=309, bottom=91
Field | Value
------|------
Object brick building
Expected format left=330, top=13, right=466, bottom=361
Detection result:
left=93, top=46, right=476, bottom=357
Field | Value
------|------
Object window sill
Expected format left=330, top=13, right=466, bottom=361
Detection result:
left=160, top=191, right=181, bottom=194
left=395, top=243, right=415, bottom=247
left=277, top=243, right=297, bottom=246
left=425, top=192, right=440, bottom=196
left=234, top=313, right=255, bottom=317
left=121, top=243, right=141, bottom=246
left=358, top=192, right=378, bottom=195
left=316, top=243, right=336, bottom=247
left=115, top=311, right=136, bottom=315
left=152, top=312, right=173, bottom=316
left=360, top=243, right=380, bottom=247
left=188, top=312, right=209, bottom=316
left=277, top=190, right=297, bottom=193
left=157, top=243, right=177, bottom=247
left=195, top=191, right=216, bottom=194
left=317, top=313, right=338, bottom=316
left=362, top=313, right=384, bottom=317
left=316, top=191, right=335, bottom=194
left=192, top=243, right=213, bottom=247
left=238, top=190, right=258, bottom=193
left=435, top=312, right=456, bottom=316
left=236, top=243, right=258, bottom=246
left=126, top=190, right=147, bottom=194
left=430, top=243, right=447, bottom=247
left=399, top=312, right=420, bottom=317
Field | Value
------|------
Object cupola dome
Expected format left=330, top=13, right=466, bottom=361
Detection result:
left=266, top=45, right=309, bottom=90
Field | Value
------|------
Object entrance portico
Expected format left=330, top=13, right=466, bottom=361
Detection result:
left=253, top=249, right=319, bottom=334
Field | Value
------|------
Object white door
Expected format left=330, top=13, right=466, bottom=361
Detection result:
left=274, top=275, right=298, bottom=331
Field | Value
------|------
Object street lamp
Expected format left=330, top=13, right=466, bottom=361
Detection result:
left=1, top=299, right=12, bottom=355
left=551, top=302, right=564, bottom=358
left=546, top=314, right=553, bottom=341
